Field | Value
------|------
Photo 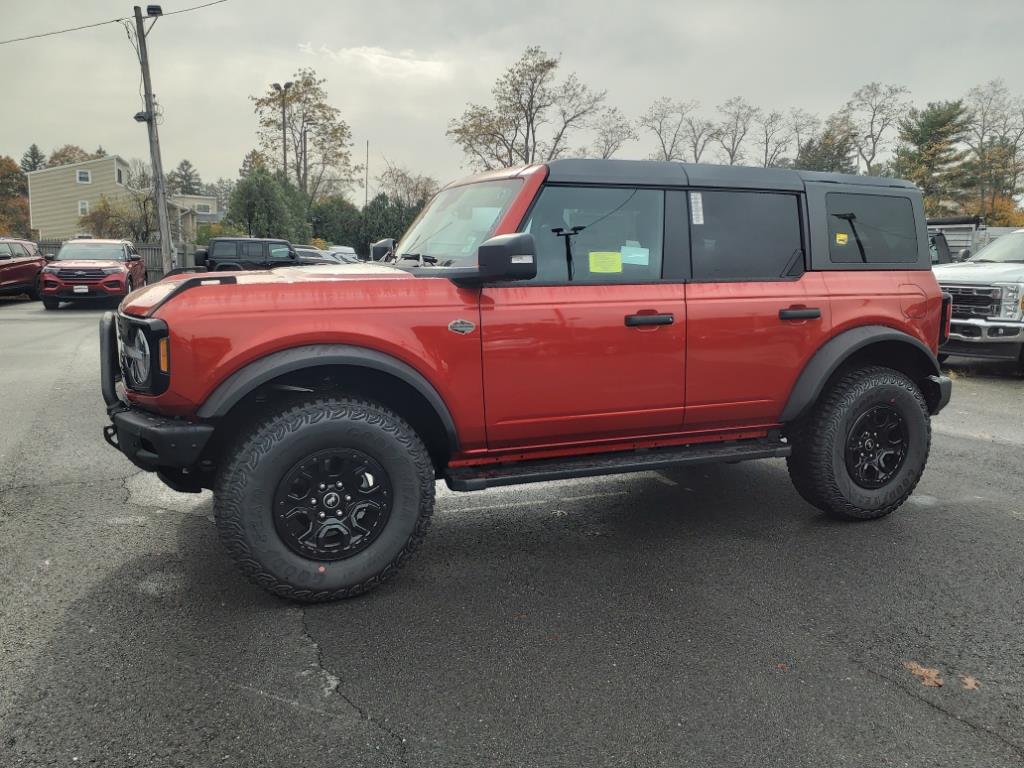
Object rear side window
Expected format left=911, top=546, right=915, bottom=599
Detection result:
left=523, top=186, right=664, bottom=283
left=242, top=242, right=264, bottom=259
left=827, top=193, right=917, bottom=263
left=10, top=243, right=28, bottom=257
left=211, top=241, right=238, bottom=259
left=0, top=243, right=12, bottom=257
left=690, top=191, right=803, bottom=281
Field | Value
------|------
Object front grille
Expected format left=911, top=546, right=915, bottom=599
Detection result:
left=941, top=284, right=1001, bottom=319
left=56, top=268, right=106, bottom=283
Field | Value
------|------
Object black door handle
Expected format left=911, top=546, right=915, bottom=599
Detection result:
left=625, top=313, right=674, bottom=327
left=779, top=307, right=821, bottom=320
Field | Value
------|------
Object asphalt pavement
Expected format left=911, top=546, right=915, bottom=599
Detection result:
left=1, top=295, right=1023, bottom=767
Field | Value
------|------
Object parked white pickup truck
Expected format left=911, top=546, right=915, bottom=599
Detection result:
left=934, top=229, right=1024, bottom=365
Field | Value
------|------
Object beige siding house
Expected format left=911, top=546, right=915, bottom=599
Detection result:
left=27, top=156, right=132, bottom=239
left=171, top=193, right=218, bottom=215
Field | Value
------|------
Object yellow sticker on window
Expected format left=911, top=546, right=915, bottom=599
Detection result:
left=835, top=232, right=849, bottom=245
left=588, top=251, right=622, bottom=273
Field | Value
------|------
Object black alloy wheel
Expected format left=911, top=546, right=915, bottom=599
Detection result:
left=844, top=405, right=908, bottom=489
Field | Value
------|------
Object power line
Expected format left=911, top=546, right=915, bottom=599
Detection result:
left=0, top=0, right=229, bottom=46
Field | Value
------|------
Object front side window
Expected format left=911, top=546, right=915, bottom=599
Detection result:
left=827, top=193, right=917, bottom=264
left=523, top=186, right=664, bottom=283
left=242, top=242, right=264, bottom=259
left=0, top=243, right=12, bottom=257
left=54, top=242, right=127, bottom=261
left=690, top=191, right=803, bottom=281
left=77, top=170, right=91, bottom=183
left=269, top=243, right=292, bottom=260
left=10, top=243, right=28, bottom=257
left=395, top=179, right=522, bottom=267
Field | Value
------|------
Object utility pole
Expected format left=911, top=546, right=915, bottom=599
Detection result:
left=272, top=82, right=293, bottom=182
left=133, top=5, right=173, bottom=274
left=364, top=140, right=369, bottom=207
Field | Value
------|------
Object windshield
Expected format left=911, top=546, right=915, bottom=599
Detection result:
left=394, top=179, right=522, bottom=267
left=968, top=232, right=1024, bottom=263
left=55, top=243, right=126, bottom=261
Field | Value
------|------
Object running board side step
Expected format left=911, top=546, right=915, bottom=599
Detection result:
left=445, top=439, right=790, bottom=492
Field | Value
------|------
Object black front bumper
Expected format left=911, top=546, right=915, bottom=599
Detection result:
left=926, top=374, right=953, bottom=415
left=100, top=311, right=213, bottom=471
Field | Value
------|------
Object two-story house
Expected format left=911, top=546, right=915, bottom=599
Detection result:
left=26, top=156, right=133, bottom=240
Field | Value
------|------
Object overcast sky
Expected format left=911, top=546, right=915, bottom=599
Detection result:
left=2, top=0, right=1023, bottom=198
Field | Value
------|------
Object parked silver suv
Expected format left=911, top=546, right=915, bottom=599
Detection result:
left=934, top=229, right=1024, bottom=364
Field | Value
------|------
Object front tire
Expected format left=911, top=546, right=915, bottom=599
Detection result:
left=787, top=366, right=930, bottom=521
left=215, top=397, right=435, bottom=602
left=42, top=298, right=59, bottom=310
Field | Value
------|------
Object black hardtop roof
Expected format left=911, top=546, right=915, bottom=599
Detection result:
left=544, top=158, right=916, bottom=191
left=207, top=236, right=291, bottom=244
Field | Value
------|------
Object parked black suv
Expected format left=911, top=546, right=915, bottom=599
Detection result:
left=195, top=238, right=335, bottom=271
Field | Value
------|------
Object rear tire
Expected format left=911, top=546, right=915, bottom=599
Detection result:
left=214, top=396, right=435, bottom=602
left=27, top=277, right=41, bottom=301
left=42, top=298, right=59, bottom=310
left=787, top=366, right=930, bottom=521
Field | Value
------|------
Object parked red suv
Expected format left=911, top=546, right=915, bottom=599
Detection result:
left=41, top=238, right=146, bottom=310
left=100, top=160, right=952, bottom=602
left=0, top=237, right=46, bottom=300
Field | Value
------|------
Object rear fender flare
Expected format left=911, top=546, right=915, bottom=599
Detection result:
left=779, top=325, right=941, bottom=423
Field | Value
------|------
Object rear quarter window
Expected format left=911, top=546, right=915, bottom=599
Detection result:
left=211, top=241, right=238, bottom=259
left=827, top=193, right=917, bottom=264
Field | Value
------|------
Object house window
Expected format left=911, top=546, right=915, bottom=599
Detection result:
left=116, top=168, right=124, bottom=185
left=79, top=200, right=89, bottom=216
left=196, top=204, right=211, bottom=213
left=77, top=170, right=92, bottom=184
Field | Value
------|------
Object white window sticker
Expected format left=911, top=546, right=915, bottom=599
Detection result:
left=690, top=192, right=704, bottom=225
left=620, top=245, right=650, bottom=265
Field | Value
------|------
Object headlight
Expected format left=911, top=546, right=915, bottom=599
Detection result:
left=995, top=283, right=1024, bottom=320
left=116, top=315, right=170, bottom=394
left=42, top=265, right=60, bottom=273
left=102, top=267, right=125, bottom=275
left=122, top=326, right=151, bottom=389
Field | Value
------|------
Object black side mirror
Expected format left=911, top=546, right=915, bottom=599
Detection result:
left=129, top=253, right=142, bottom=262
left=476, top=233, right=537, bottom=281
left=193, top=247, right=208, bottom=266
left=957, top=248, right=971, bottom=261
left=370, top=238, right=396, bottom=261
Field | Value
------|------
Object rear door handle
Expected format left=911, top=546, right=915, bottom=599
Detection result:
left=625, top=313, right=674, bottom=327
left=779, top=307, right=821, bottom=320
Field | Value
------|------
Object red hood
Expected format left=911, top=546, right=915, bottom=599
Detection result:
left=120, top=262, right=414, bottom=316
left=50, top=260, right=128, bottom=269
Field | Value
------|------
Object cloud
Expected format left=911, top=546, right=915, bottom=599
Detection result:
left=299, top=43, right=453, bottom=82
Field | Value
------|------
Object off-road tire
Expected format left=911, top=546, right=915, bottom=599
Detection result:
left=28, top=277, right=41, bottom=301
left=215, top=397, right=434, bottom=602
left=787, top=366, right=930, bottom=521
left=937, top=353, right=949, bottom=364
left=42, top=298, right=59, bottom=310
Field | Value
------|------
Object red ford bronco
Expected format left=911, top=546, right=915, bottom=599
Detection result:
left=100, top=160, right=952, bottom=602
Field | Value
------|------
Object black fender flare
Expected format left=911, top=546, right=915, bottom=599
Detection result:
left=779, top=325, right=942, bottom=423
left=196, top=344, right=459, bottom=449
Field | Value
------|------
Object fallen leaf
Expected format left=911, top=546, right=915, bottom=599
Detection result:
left=903, top=661, right=944, bottom=687
left=775, top=663, right=788, bottom=671
left=959, top=674, right=981, bottom=691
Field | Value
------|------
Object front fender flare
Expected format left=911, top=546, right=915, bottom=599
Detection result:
left=779, top=325, right=941, bottom=423
left=196, top=344, right=459, bottom=449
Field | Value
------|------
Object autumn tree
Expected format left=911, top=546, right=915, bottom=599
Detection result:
left=239, top=150, right=267, bottom=178
left=167, top=159, right=203, bottom=195
left=962, top=79, right=1024, bottom=215
left=754, top=109, right=791, bottom=167
left=792, top=114, right=858, bottom=174
left=447, top=47, right=605, bottom=169
left=47, top=144, right=99, bottom=167
left=715, top=97, right=759, bottom=165
left=0, top=156, right=30, bottom=237
left=20, top=144, right=46, bottom=173
left=251, top=68, right=357, bottom=200
left=891, top=100, right=970, bottom=214
left=586, top=107, right=638, bottom=159
left=845, top=82, right=910, bottom=174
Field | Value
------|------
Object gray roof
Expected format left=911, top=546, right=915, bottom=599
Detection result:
left=544, top=159, right=916, bottom=190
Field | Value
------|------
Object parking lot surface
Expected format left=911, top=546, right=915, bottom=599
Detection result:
left=2, top=296, right=1023, bottom=767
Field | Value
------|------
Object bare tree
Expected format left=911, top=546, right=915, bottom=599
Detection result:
left=639, top=98, right=696, bottom=161
left=584, top=107, right=638, bottom=159
left=447, top=47, right=605, bottom=170
left=755, top=110, right=791, bottom=167
left=715, top=97, right=759, bottom=165
left=788, top=108, right=820, bottom=158
left=682, top=113, right=717, bottom=163
left=963, top=79, right=1024, bottom=211
left=376, top=160, right=439, bottom=209
left=846, top=82, right=910, bottom=175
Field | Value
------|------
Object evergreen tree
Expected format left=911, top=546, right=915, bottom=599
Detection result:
left=891, top=100, right=970, bottom=213
left=20, top=144, right=46, bottom=172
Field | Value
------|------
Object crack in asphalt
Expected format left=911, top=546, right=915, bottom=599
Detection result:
left=853, top=659, right=1024, bottom=760
left=299, top=606, right=411, bottom=767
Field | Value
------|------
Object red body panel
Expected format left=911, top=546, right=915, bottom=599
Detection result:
left=119, top=166, right=945, bottom=469
left=0, top=240, right=45, bottom=293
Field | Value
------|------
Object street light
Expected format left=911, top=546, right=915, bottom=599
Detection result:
left=272, top=81, right=293, bottom=182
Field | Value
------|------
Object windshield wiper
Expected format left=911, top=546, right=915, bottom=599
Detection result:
left=399, top=253, right=439, bottom=265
